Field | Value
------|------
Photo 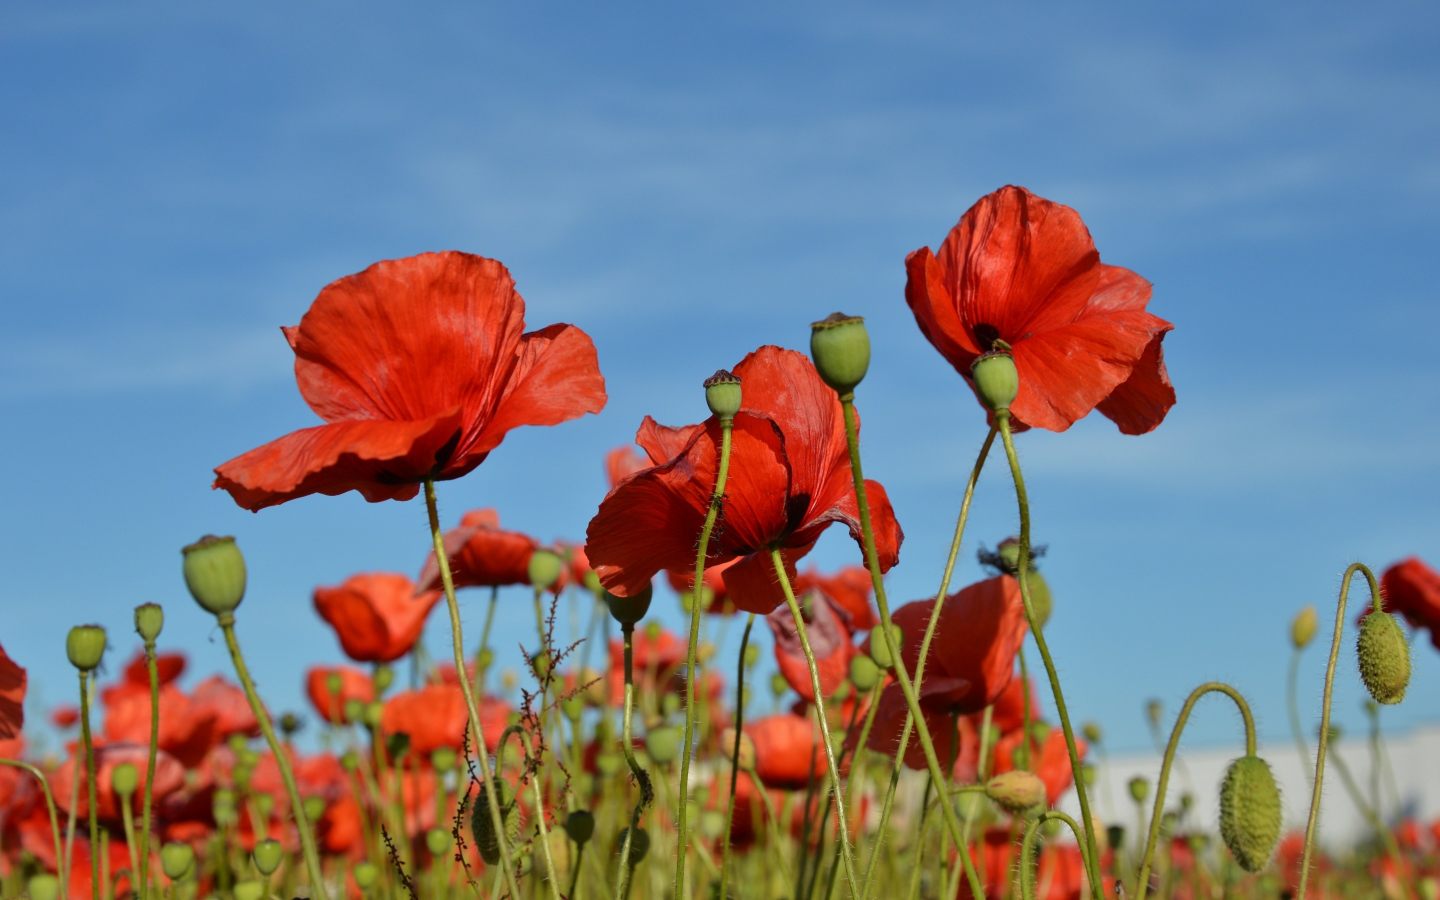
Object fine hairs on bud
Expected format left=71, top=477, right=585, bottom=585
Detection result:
left=1218, top=754, right=1282, bottom=872
left=470, top=776, right=518, bottom=866
left=1357, top=609, right=1411, bottom=705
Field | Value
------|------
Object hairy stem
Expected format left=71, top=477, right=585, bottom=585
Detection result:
left=79, top=671, right=99, bottom=900
left=1019, top=811, right=1088, bottom=900
left=718, top=613, right=756, bottom=900
left=0, top=759, right=65, bottom=900
left=616, top=624, right=652, bottom=900
left=140, top=642, right=161, bottom=900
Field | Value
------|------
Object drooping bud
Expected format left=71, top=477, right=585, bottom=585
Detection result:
left=27, top=875, right=59, bottom=900
left=704, top=369, right=743, bottom=421
left=252, top=838, right=283, bottom=876
left=970, top=351, right=1018, bottom=412
left=112, top=762, right=139, bottom=798
left=528, top=549, right=564, bottom=591
left=181, top=535, right=247, bottom=617
left=646, top=726, right=681, bottom=765
left=161, top=842, right=195, bottom=880
left=66, top=625, right=106, bottom=672
left=809, top=313, right=871, bottom=396
left=565, top=809, right=596, bottom=846
left=470, top=778, right=518, bottom=866
left=1145, top=699, right=1163, bottom=729
left=719, top=728, right=757, bottom=770
left=604, top=585, right=653, bottom=627
left=134, top=603, right=164, bottom=643
left=985, top=770, right=1047, bottom=813
left=353, top=862, right=379, bottom=890
left=618, top=827, right=650, bottom=866
left=1291, top=605, right=1318, bottom=649
left=869, top=623, right=904, bottom=670
left=849, top=655, right=880, bottom=692
left=1357, top=609, right=1410, bottom=705
left=426, top=828, right=451, bottom=856
left=1218, top=754, right=1282, bottom=873
left=1128, top=776, right=1150, bottom=804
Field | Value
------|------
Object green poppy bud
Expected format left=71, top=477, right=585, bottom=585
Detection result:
left=646, top=726, right=681, bottom=765
left=985, top=770, right=1046, bottom=813
left=618, top=827, right=650, bottom=866
left=470, top=777, right=517, bottom=866
left=1160, top=811, right=1178, bottom=837
left=1128, top=776, right=1150, bottom=804
left=112, top=762, right=139, bottom=797
left=1025, top=570, right=1052, bottom=629
left=869, top=623, right=903, bottom=670
left=1357, top=610, right=1411, bottom=705
left=339, top=751, right=359, bottom=772
left=254, top=792, right=275, bottom=822
left=528, top=549, right=564, bottom=591
left=386, top=732, right=411, bottom=761
left=302, top=795, right=325, bottom=823
left=181, top=535, right=247, bottom=617
left=27, top=874, right=60, bottom=900
left=970, top=351, right=1018, bottom=412
left=364, top=702, right=384, bottom=729
left=770, top=673, right=789, bottom=699
left=583, top=570, right=602, bottom=593
left=432, top=747, right=456, bottom=772
left=565, top=809, right=595, bottom=846
left=704, top=369, right=743, bottom=421
left=849, top=655, right=880, bottom=692
left=1145, top=699, right=1163, bottom=728
left=809, top=313, right=871, bottom=396
left=1218, top=754, right=1282, bottom=873
left=252, top=838, right=283, bottom=876
left=426, top=828, right=451, bottom=856
left=699, top=809, right=726, bottom=840
left=596, top=753, right=623, bottom=777
left=477, top=647, right=495, bottom=670
left=1081, top=721, right=1103, bottom=744
left=1291, top=605, right=1318, bottom=650
left=279, top=712, right=302, bottom=738
left=134, top=603, right=164, bottom=643
left=1106, top=824, right=1126, bottom=851
left=744, top=643, right=760, bottom=668
left=604, top=585, right=653, bottom=627
left=233, top=881, right=264, bottom=900
left=353, top=862, right=379, bottom=890
left=1080, top=763, right=1096, bottom=788
left=373, top=664, right=394, bottom=694
left=66, top=625, right=106, bottom=672
left=1419, top=877, right=1439, bottom=900
left=161, top=842, right=195, bottom=880
left=559, top=694, right=583, bottom=721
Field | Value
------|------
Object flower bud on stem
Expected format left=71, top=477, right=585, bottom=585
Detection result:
left=0, top=760, right=65, bottom=900
left=134, top=604, right=163, bottom=900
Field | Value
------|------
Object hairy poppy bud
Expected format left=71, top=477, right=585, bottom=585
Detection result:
left=646, top=726, right=681, bottom=765
left=66, top=625, right=106, bottom=671
left=112, top=762, right=139, bottom=798
left=161, top=842, right=195, bottom=880
left=719, top=728, right=756, bottom=770
left=971, top=351, right=1018, bottom=412
left=431, top=747, right=456, bottom=772
left=1291, top=605, right=1318, bottom=649
left=809, top=313, right=870, bottom=395
left=1082, top=721, right=1103, bottom=744
left=471, top=777, right=518, bottom=866
left=1025, top=570, right=1052, bottom=629
left=704, top=369, right=743, bottom=421
left=134, top=603, right=164, bottom=643
left=849, top=655, right=880, bottom=692
left=182, top=535, right=247, bottom=617
left=1218, top=754, right=1282, bottom=873
left=426, top=828, right=451, bottom=856
left=618, top=827, right=650, bottom=866
left=353, top=862, right=379, bottom=890
left=565, top=809, right=595, bottom=846
left=604, top=585, right=653, bottom=627
left=28, top=875, right=59, bottom=900
left=528, top=549, right=564, bottom=591
left=1357, top=610, right=1410, bottom=705
left=1128, top=776, right=1150, bottom=804
left=870, top=623, right=903, bottom=670
left=986, top=770, right=1046, bottom=813
left=252, top=838, right=283, bottom=876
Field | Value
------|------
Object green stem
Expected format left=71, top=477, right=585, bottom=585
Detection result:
left=1019, top=811, right=1088, bottom=900
left=838, top=396, right=985, bottom=900
left=119, top=792, right=139, bottom=894
left=1287, top=647, right=1312, bottom=793
left=718, top=613, right=756, bottom=900
left=1328, top=743, right=1407, bottom=879
left=998, top=412, right=1103, bottom=898
left=1018, top=646, right=1033, bottom=771
left=79, top=671, right=99, bottom=900
left=904, top=775, right=932, bottom=900
left=1297, top=562, right=1379, bottom=900
left=516, top=732, right=563, bottom=900
left=218, top=618, right=329, bottom=900
left=616, top=624, right=652, bottom=900
left=1134, top=682, right=1255, bottom=900
left=0, top=760, right=65, bottom=900
left=677, top=417, right=734, bottom=896
left=140, top=642, right=160, bottom=900
left=421, top=477, right=522, bottom=900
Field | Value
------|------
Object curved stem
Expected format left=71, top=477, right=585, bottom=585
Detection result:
left=1297, top=562, right=1379, bottom=900
left=615, top=623, right=652, bottom=900
left=218, top=619, right=329, bottom=900
left=1019, top=811, right=1089, bottom=900
left=140, top=641, right=160, bottom=900
left=1133, top=682, right=1255, bottom=900
left=79, top=671, right=99, bottom=900
left=422, top=477, right=521, bottom=900
left=515, top=732, right=562, bottom=900
left=998, top=413, right=1103, bottom=898
left=0, top=759, right=65, bottom=898
left=1287, top=647, right=1312, bottom=792
left=718, top=612, right=756, bottom=900
left=677, top=418, right=733, bottom=896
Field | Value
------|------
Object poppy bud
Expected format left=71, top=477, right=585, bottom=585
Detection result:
left=471, top=777, right=518, bottom=866
left=28, top=875, right=59, bottom=900
left=985, top=770, right=1046, bottom=813
left=997, top=538, right=1022, bottom=571
left=1218, top=754, right=1282, bottom=873
left=565, top=809, right=595, bottom=846
left=386, top=732, right=411, bottom=761
left=373, top=665, right=394, bottom=694
left=596, top=753, right=623, bottom=777
left=252, top=839, right=283, bottom=876
left=364, top=703, right=384, bottom=729
left=1420, top=878, right=1439, bottom=900
left=1080, top=763, right=1096, bottom=788
left=134, top=603, right=164, bottom=643
left=326, top=672, right=344, bottom=697
left=583, top=570, right=601, bottom=593
left=430, top=747, right=456, bottom=773
left=699, top=809, right=726, bottom=840
left=1180, top=792, right=1195, bottom=815
left=562, top=695, right=584, bottom=721
left=661, top=693, right=681, bottom=718
left=66, top=625, right=106, bottom=672
left=1106, top=824, right=1126, bottom=851
left=809, top=313, right=871, bottom=396
left=604, top=585, right=653, bottom=627
left=870, top=623, right=904, bottom=670
left=280, top=712, right=301, bottom=738
left=1291, top=605, right=1318, bottom=650
left=1357, top=610, right=1410, bottom=705
left=343, top=699, right=363, bottom=723
left=719, top=728, right=757, bottom=770
left=528, top=549, right=564, bottom=591
left=478, top=648, right=495, bottom=670
left=646, top=726, right=681, bottom=765
left=426, top=828, right=451, bottom=856
left=233, top=882, right=263, bottom=900
left=181, top=535, right=247, bottom=617
left=849, top=655, right=880, bottom=692
left=302, top=796, right=324, bottom=823
left=353, top=862, right=379, bottom=890
left=970, top=351, right=1018, bottom=412
left=161, top=842, right=195, bottom=881
left=744, top=643, right=760, bottom=668
left=770, top=673, right=789, bottom=699
left=340, top=751, right=360, bottom=773
left=112, top=762, right=139, bottom=798
left=254, top=792, right=275, bottom=822
left=1145, top=699, right=1163, bottom=729
left=618, top=827, right=650, bottom=866
left=1128, top=776, right=1150, bottom=804
left=1082, top=722, right=1103, bottom=744
left=704, top=369, right=743, bottom=421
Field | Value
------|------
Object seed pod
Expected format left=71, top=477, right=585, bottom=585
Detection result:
left=809, top=313, right=870, bottom=395
left=1106, top=824, right=1126, bottom=851
left=353, top=862, right=379, bottom=890
left=134, top=603, right=164, bottom=643
left=470, top=778, right=517, bottom=866
left=112, top=762, right=139, bottom=797
left=770, top=673, right=789, bottom=699
left=233, top=881, right=264, bottom=900
left=970, top=352, right=1018, bottom=412
left=985, top=770, right=1046, bottom=813
left=252, top=838, right=283, bottom=876
left=1218, top=754, right=1282, bottom=873
left=66, top=625, right=106, bottom=672
left=302, top=796, right=325, bottom=823
left=528, top=549, right=564, bottom=591
left=743, top=644, right=760, bottom=668
left=1128, top=776, right=1150, bottom=804
left=869, top=624, right=904, bottom=670
left=161, top=842, right=195, bottom=880
left=849, top=655, right=880, bottom=692
left=426, top=828, right=451, bottom=856
left=565, top=809, right=596, bottom=846
left=617, top=827, right=650, bottom=866
left=1082, top=722, right=1103, bottom=744
left=181, top=535, right=247, bottom=616
left=432, top=747, right=456, bottom=772
left=1291, top=605, right=1318, bottom=649
left=373, top=664, right=394, bottom=693
left=646, top=726, right=681, bottom=765
left=1357, top=610, right=1411, bottom=705
left=700, top=809, right=726, bottom=839
left=28, top=875, right=59, bottom=900
left=604, top=585, right=653, bottom=627
left=279, top=712, right=301, bottom=738
left=704, top=369, right=743, bottom=421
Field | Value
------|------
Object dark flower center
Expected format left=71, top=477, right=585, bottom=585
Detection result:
left=973, top=323, right=1002, bottom=351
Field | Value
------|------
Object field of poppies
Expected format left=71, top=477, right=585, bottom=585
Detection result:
left=1, top=185, right=1436, bottom=900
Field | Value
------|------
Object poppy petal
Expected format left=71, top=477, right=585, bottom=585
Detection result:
left=635, top=417, right=705, bottom=467
left=905, top=247, right=983, bottom=372
left=796, top=478, right=902, bottom=575
left=767, top=593, right=855, bottom=702
left=1096, top=330, right=1176, bottom=435
left=0, top=646, right=24, bottom=740
left=723, top=543, right=815, bottom=616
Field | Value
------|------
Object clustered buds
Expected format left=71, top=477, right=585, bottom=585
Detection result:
left=66, top=625, right=107, bottom=672
left=809, top=313, right=870, bottom=396
left=703, top=369, right=742, bottom=421
left=182, top=535, right=247, bottom=617
left=1357, top=608, right=1411, bottom=705
left=970, top=351, right=1018, bottom=412
left=1218, top=754, right=1282, bottom=872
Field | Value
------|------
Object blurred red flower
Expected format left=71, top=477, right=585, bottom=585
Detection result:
left=586, top=346, right=903, bottom=615
left=606, top=627, right=687, bottom=702
left=605, top=445, right=649, bottom=488
left=305, top=666, right=375, bottom=724
left=191, top=675, right=259, bottom=740
left=992, top=725, right=1087, bottom=806
left=905, top=185, right=1174, bottom=435
left=793, top=565, right=877, bottom=631
left=313, top=573, right=441, bottom=663
left=1380, top=557, right=1440, bottom=649
left=747, top=714, right=826, bottom=790
left=103, top=675, right=218, bottom=769
left=768, top=590, right=855, bottom=703
left=214, top=251, right=606, bottom=511
left=51, top=706, right=79, bottom=729
left=0, top=644, right=25, bottom=739
left=51, top=743, right=185, bottom=820
left=121, top=650, right=187, bottom=686
left=381, top=683, right=509, bottom=755
left=417, top=509, right=538, bottom=592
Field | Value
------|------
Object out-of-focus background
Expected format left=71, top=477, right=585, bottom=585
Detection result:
left=2, top=2, right=1437, bottom=764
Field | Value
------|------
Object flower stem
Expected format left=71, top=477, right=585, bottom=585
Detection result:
left=422, top=477, right=522, bottom=900
left=1287, top=646, right=1312, bottom=792
left=218, top=617, right=329, bottom=900
left=1134, top=682, right=1255, bottom=900
left=718, top=612, right=756, bottom=900
left=140, top=640, right=161, bottom=900
left=1297, top=562, right=1380, bottom=900
left=616, top=623, right=652, bottom=900
left=79, top=670, right=99, bottom=900
left=0, top=760, right=65, bottom=899
left=1019, top=811, right=1088, bottom=900
left=997, top=412, right=1103, bottom=898
left=676, top=418, right=734, bottom=896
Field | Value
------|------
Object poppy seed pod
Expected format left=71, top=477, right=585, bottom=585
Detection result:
left=27, top=875, right=59, bottom=900
left=112, top=762, right=139, bottom=797
left=985, top=770, right=1047, bottom=813
left=869, top=623, right=904, bottom=670
left=233, top=882, right=264, bottom=900
left=161, top=842, right=195, bottom=881
left=426, top=828, right=451, bottom=856
left=1128, top=776, right=1150, bottom=804
left=373, top=664, right=394, bottom=693
left=1082, top=721, right=1103, bottom=744
left=252, top=839, right=283, bottom=876
left=770, top=673, right=789, bottom=699
left=646, top=726, right=681, bottom=765
left=181, top=535, right=247, bottom=617
left=1218, top=754, right=1282, bottom=872
left=353, top=862, right=379, bottom=890
left=849, top=654, right=880, bottom=692
left=1291, top=605, right=1318, bottom=650
left=471, top=777, right=518, bottom=866
left=134, top=603, right=164, bottom=643
left=528, top=549, right=564, bottom=591
left=809, top=313, right=871, bottom=396
left=703, top=369, right=742, bottom=421
left=432, top=746, right=456, bottom=772
left=970, top=351, right=1018, bottom=412
left=1357, top=610, right=1411, bottom=705
left=604, top=585, right=653, bottom=627
left=565, top=809, right=596, bottom=846
left=66, top=625, right=106, bottom=671
left=302, top=796, right=324, bottom=823
left=618, top=827, right=650, bottom=865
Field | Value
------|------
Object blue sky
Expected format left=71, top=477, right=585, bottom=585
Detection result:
left=2, top=1, right=1438, bottom=757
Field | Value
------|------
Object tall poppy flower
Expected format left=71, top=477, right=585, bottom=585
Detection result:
left=0, top=644, right=25, bottom=740
left=213, top=251, right=607, bottom=511
left=51, top=744, right=185, bottom=820
left=381, top=683, right=509, bottom=755
left=103, top=669, right=217, bottom=769
left=586, top=346, right=903, bottom=615
left=306, top=666, right=375, bottom=724
left=1380, top=558, right=1440, bottom=649
left=746, top=714, right=827, bottom=790
left=313, top=573, right=442, bottom=663
left=905, top=185, right=1175, bottom=434
left=191, top=675, right=259, bottom=739
left=121, top=650, right=187, bottom=686
left=768, top=590, right=855, bottom=703
left=416, top=509, right=538, bottom=592
left=793, top=565, right=877, bottom=631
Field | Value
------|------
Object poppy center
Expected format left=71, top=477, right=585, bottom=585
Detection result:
left=972, top=323, right=1002, bottom=351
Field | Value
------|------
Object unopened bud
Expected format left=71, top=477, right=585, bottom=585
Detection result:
left=604, top=585, right=653, bottom=627
left=353, top=862, right=379, bottom=890
left=1291, top=605, right=1318, bottom=649
left=704, top=370, right=743, bottom=421
left=181, top=535, right=247, bottom=616
left=66, top=625, right=106, bottom=671
left=1106, top=824, right=1126, bottom=851
left=661, top=693, right=681, bottom=718
left=744, top=644, right=760, bottom=668
left=134, top=603, right=164, bottom=643
left=645, top=726, right=681, bottom=765
left=849, top=655, right=880, bottom=692
left=27, top=875, right=59, bottom=900
left=161, top=842, right=195, bottom=880
left=1218, top=754, right=1282, bottom=873
left=302, top=796, right=325, bottom=823
left=869, top=623, right=903, bottom=670
left=343, top=699, right=363, bottom=723
left=112, top=762, right=139, bottom=797
left=770, top=673, right=789, bottom=699
left=426, top=828, right=450, bottom=856
left=363, top=702, right=383, bottom=729
left=565, top=809, right=595, bottom=845
left=1082, top=721, right=1103, bottom=744
left=1145, top=698, right=1163, bottom=728
left=233, top=882, right=264, bottom=900
left=252, top=838, right=283, bottom=876
left=373, top=665, right=394, bottom=694
left=280, top=712, right=301, bottom=738
left=719, top=728, right=756, bottom=770
left=1025, top=570, right=1052, bottom=629
left=1357, top=610, right=1411, bottom=705
left=618, top=827, right=650, bottom=866
left=971, top=351, right=1018, bottom=412
left=810, top=313, right=871, bottom=396
left=985, top=770, right=1046, bottom=813
left=432, top=747, right=456, bottom=772
left=340, top=750, right=359, bottom=772
left=470, top=778, right=517, bottom=866
left=1128, top=776, right=1150, bottom=804
left=528, top=549, right=564, bottom=591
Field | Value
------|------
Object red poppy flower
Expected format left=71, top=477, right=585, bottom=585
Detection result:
left=51, top=743, right=185, bottom=820
left=793, top=565, right=876, bottom=631
left=56, top=835, right=134, bottom=900
left=121, top=650, right=187, bottom=687
left=417, top=509, right=538, bottom=592
left=606, top=627, right=687, bottom=702
left=665, top=558, right=740, bottom=615
left=306, top=666, right=375, bottom=724
left=960, top=828, right=1090, bottom=900
left=982, top=674, right=1042, bottom=735
left=606, top=446, right=649, bottom=488
left=318, top=795, right=365, bottom=857
left=992, top=725, right=1087, bottom=807
left=51, top=706, right=79, bottom=729
left=746, top=714, right=826, bottom=790
left=213, top=251, right=607, bottom=511
left=768, top=590, right=855, bottom=703
left=313, top=573, right=441, bottom=663
left=905, top=185, right=1175, bottom=434
left=103, top=681, right=217, bottom=769
left=1380, top=558, right=1440, bottom=649
left=191, top=675, right=259, bottom=739
left=586, top=346, right=903, bottom=615
left=381, top=683, right=509, bottom=755
left=0, top=644, right=25, bottom=740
